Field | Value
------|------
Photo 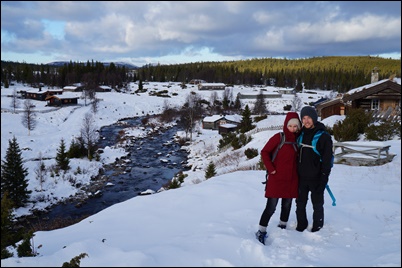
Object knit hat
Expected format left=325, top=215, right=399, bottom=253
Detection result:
left=287, top=118, right=301, bottom=130
left=300, top=106, right=318, bottom=124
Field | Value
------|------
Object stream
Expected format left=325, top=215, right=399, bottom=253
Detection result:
left=21, top=117, right=190, bottom=229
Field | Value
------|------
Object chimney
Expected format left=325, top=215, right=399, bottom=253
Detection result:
left=371, top=67, right=379, bottom=83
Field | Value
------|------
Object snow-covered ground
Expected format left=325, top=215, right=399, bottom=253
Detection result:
left=1, top=81, right=335, bottom=217
left=1, top=81, right=400, bottom=267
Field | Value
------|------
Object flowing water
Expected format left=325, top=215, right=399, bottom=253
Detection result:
left=23, top=117, right=189, bottom=228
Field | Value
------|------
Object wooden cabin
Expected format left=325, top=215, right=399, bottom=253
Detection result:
left=198, top=83, right=226, bottom=90
left=45, top=93, right=79, bottom=106
left=316, top=78, right=401, bottom=120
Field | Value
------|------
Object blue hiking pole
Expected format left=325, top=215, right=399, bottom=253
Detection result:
left=326, top=185, right=336, bottom=206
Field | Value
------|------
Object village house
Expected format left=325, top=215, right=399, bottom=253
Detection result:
left=96, top=85, right=112, bottom=92
left=20, top=88, right=63, bottom=101
left=277, top=88, right=296, bottom=94
left=189, top=79, right=206, bottom=85
left=45, top=92, right=80, bottom=106
left=316, top=70, right=401, bottom=120
left=237, top=91, right=282, bottom=100
left=198, top=83, right=226, bottom=90
left=63, top=84, right=85, bottom=92
left=202, top=114, right=242, bottom=132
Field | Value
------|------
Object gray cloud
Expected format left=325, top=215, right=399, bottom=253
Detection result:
left=1, top=1, right=400, bottom=66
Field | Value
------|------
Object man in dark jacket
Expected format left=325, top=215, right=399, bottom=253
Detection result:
left=296, top=106, right=333, bottom=232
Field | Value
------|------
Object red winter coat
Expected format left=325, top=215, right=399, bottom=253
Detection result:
left=260, top=112, right=301, bottom=198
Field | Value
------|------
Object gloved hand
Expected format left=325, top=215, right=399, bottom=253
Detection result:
left=317, top=173, right=329, bottom=192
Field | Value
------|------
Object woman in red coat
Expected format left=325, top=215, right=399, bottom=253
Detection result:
left=255, top=112, right=301, bottom=245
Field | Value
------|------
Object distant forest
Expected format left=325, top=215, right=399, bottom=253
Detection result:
left=1, top=56, right=401, bottom=93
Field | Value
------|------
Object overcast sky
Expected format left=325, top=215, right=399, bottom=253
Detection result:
left=1, top=1, right=401, bottom=67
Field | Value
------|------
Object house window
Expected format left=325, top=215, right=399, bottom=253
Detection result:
left=371, top=99, right=379, bottom=110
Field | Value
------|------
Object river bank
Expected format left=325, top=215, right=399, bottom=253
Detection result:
left=15, top=116, right=190, bottom=232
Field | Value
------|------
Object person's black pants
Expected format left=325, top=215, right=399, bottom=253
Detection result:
left=295, top=180, right=325, bottom=230
left=259, top=197, right=293, bottom=227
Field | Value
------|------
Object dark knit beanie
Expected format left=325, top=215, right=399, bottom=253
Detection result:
left=300, top=106, right=318, bottom=124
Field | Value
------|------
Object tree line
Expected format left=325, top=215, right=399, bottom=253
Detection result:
left=138, top=56, right=401, bottom=92
left=1, top=56, right=401, bottom=93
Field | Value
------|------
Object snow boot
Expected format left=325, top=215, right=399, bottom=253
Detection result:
left=311, top=225, right=322, bottom=232
left=277, top=220, right=287, bottom=229
left=277, top=223, right=287, bottom=229
left=255, top=230, right=267, bottom=245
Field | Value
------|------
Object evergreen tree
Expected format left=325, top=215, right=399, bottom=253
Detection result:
left=233, top=93, right=242, bottom=112
left=67, top=137, right=86, bottom=158
left=56, top=138, right=70, bottom=171
left=222, top=88, right=232, bottom=110
left=1, top=193, right=15, bottom=259
left=295, top=77, right=303, bottom=92
left=1, top=136, right=31, bottom=208
left=252, top=90, right=267, bottom=115
left=138, top=80, right=143, bottom=92
left=17, top=231, right=35, bottom=257
left=238, top=104, right=254, bottom=133
left=205, top=161, right=217, bottom=179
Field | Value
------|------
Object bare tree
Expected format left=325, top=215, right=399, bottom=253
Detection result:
left=161, top=99, right=178, bottom=122
left=81, top=90, right=90, bottom=106
left=88, top=88, right=96, bottom=101
left=80, top=112, right=99, bottom=160
left=10, top=89, right=20, bottom=113
left=81, top=88, right=96, bottom=107
left=180, top=92, right=202, bottom=141
left=162, top=99, right=170, bottom=111
left=34, top=152, right=46, bottom=192
left=91, top=97, right=99, bottom=114
left=209, top=91, right=219, bottom=114
left=21, top=99, right=37, bottom=135
left=291, top=95, right=303, bottom=112
left=222, top=88, right=233, bottom=110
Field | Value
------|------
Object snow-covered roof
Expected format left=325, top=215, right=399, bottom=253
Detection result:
left=63, top=85, right=79, bottom=90
left=46, top=92, right=80, bottom=99
left=25, top=89, right=47, bottom=93
left=219, top=123, right=237, bottom=128
left=199, top=83, right=226, bottom=86
left=25, top=88, right=63, bottom=94
left=203, top=115, right=223, bottom=122
left=224, top=114, right=242, bottom=123
left=203, top=114, right=242, bottom=123
left=346, top=77, right=400, bottom=95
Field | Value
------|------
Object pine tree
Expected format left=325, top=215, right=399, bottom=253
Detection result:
left=238, top=104, right=254, bottom=133
left=1, top=193, right=15, bottom=259
left=233, top=93, right=242, bottom=112
left=205, top=161, right=217, bottom=179
left=56, top=138, right=70, bottom=171
left=1, top=136, right=31, bottom=208
left=138, top=80, right=143, bottom=92
left=252, top=90, right=267, bottom=115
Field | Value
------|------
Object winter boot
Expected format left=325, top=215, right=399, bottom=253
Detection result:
left=277, top=220, right=287, bottom=229
left=296, top=224, right=307, bottom=232
left=312, top=218, right=324, bottom=232
left=311, top=225, right=323, bottom=232
left=255, top=230, right=267, bottom=245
